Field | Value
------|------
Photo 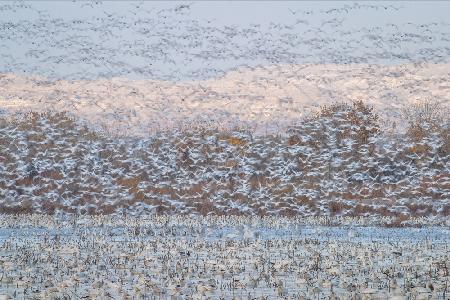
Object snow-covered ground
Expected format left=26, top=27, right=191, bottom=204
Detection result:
left=0, top=215, right=449, bottom=299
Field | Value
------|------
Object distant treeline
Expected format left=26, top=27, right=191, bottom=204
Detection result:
left=0, top=100, right=448, bottom=217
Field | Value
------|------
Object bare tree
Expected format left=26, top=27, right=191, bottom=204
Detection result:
left=401, top=100, right=448, bottom=140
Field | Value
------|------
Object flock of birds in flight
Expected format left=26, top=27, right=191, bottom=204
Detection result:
left=0, top=1, right=449, bottom=136
left=0, top=3, right=449, bottom=299
left=0, top=1, right=449, bottom=81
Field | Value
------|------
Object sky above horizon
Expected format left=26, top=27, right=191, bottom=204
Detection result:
left=1, top=1, right=450, bottom=80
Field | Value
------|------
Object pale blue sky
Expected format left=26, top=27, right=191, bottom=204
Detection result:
left=1, top=1, right=449, bottom=80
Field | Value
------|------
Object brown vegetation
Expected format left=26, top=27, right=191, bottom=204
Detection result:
left=0, top=101, right=448, bottom=216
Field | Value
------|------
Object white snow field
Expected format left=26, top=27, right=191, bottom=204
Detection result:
left=0, top=215, right=449, bottom=299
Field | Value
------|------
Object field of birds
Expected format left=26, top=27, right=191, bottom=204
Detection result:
left=0, top=215, right=449, bottom=299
